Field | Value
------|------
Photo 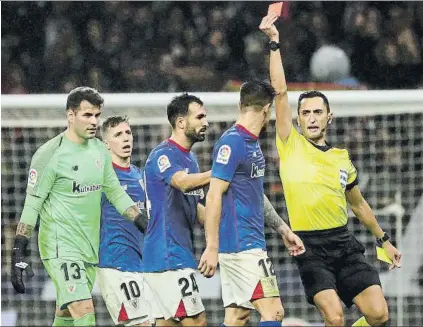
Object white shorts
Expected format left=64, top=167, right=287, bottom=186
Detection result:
left=143, top=268, right=205, bottom=321
left=97, top=268, right=151, bottom=326
left=219, top=248, right=280, bottom=309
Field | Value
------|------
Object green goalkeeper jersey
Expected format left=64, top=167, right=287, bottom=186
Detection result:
left=21, top=132, right=134, bottom=264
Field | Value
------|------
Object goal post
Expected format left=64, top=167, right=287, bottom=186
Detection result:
left=1, top=90, right=422, bottom=326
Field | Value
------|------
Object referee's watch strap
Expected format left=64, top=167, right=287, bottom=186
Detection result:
left=376, top=232, right=390, bottom=246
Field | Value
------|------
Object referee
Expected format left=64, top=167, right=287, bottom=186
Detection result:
left=260, top=13, right=402, bottom=327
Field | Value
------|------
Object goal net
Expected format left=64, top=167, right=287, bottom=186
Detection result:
left=1, top=91, right=422, bottom=326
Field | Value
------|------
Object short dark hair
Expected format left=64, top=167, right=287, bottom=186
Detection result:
left=167, top=93, right=204, bottom=128
left=101, top=115, right=129, bottom=136
left=239, top=79, right=276, bottom=111
left=66, top=86, right=104, bottom=111
left=297, top=90, right=330, bottom=113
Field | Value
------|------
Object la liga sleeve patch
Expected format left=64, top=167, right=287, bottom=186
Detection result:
left=216, top=145, right=231, bottom=165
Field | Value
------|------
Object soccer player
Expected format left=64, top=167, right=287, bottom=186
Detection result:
left=10, top=87, right=149, bottom=327
left=260, top=13, right=402, bottom=326
left=142, top=93, right=211, bottom=326
left=198, top=79, right=305, bottom=327
left=97, top=115, right=151, bottom=326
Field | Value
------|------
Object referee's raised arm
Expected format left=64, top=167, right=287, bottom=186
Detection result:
left=259, top=12, right=291, bottom=141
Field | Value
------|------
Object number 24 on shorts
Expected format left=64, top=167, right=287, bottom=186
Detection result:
left=178, top=273, right=199, bottom=297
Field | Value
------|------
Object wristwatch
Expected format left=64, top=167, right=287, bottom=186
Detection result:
left=269, top=41, right=280, bottom=52
left=376, top=232, right=390, bottom=246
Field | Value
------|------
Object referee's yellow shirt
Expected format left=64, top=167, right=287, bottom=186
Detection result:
left=276, top=126, right=358, bottom=232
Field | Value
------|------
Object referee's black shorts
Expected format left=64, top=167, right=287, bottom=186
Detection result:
left=294, top=225, right=381, bottom=308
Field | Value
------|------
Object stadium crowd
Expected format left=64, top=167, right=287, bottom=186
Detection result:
left=2, top=1, right=423, bottom=94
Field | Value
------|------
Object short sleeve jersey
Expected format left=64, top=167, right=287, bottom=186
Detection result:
left=276, top=126, right=358, bottom=232
left=212, top=125, right=266, bottom=254
left=142, top=139, right=204, bottom=272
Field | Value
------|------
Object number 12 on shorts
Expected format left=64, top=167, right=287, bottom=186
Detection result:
left=178, top=273, right=199, bottom=297
left=258, top=258, right=275, bottom=277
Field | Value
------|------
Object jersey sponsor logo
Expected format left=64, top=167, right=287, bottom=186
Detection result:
left=339, top=169, right=348, bottom=188
left=184, top=188, right=205, bottom=199
left=72, top=181, right=102, bottom=193
left=251, top=163, right=265, bottom=178
left=158, top=155, right=171, bottom=173
left=216, top=144, right=231, bottom=164
left=28, top=168, right=38, bottom=187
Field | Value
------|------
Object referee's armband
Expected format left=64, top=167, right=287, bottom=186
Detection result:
left=346, top=176, right=359, bottom=191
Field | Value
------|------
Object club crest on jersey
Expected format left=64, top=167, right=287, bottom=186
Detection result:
left=216, top=145, right=231, bottom=164
left=27, top=168, right=38, bottom=187
left=94, top=158, right=102, bottom=169
left=158, top=155, right=171, bottom=173
left=251, top=163, right=265, bottom=178
left=339, top=169, right=348, bottom=188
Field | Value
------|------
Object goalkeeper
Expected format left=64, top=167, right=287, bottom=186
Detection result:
left=10, top=87, right=148, bottom=327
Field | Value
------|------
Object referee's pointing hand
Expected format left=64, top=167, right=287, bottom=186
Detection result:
left=198, top=246, right=218, bottom=278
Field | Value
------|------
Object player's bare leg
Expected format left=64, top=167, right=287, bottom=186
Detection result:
left=353, top=285, right=389, bottom=326
left=53, top=306, right=73, bottom=326
left=313, top=289, right=345, bottom=326
left=223, top=306, right=251, bottom=326
left=155, top=318, right=179, bottom=327
left=67, top=299, right=96, bottom=326
left=180, top=311, right=207, bottom=327
left=155, top=312, right=206, bottom=327
left=251, top=297, right=284, bottom=325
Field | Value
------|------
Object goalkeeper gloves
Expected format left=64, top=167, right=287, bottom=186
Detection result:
left=11, top=235, right=34, bottom=294
left=134, top=209, right=149, bottom=233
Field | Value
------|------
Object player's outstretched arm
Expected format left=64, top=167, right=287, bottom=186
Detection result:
left=259, top=12, right=292, bottom=141
left=264, top=194, right=305, bottom=256
left=346, top=185, right=402, bottom=270
left=170, top=170, right=212, bottom=193
left=198, top=177, right=229, bottom=278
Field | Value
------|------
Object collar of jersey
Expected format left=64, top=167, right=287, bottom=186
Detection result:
left=113, top=162, right=131, bottom=172
left=306, top=138, right=332, bottom=152
left=62, top=132, right=89, bottom=148
left=235, top=124, right=258, bottom=140
left=167, top=138, right=190, bottom=153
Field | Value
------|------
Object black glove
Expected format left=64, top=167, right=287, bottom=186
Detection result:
left=134, top=210, right=149, bottom=234
left=11, top=235, right=34, bottom=294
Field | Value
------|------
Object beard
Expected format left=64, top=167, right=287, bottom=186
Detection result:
left=185, top=125, right=206, bottom=144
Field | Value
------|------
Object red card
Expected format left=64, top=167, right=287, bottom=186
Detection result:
left=268, top=2, right=283, bottom=17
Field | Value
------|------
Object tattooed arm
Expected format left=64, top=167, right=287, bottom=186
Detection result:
left=16, top=222, right=35, bottom=239
left=263, top=194, right=305, bottom=256
left=123, top=204, right=149, bottom=233
left=264, top=194, right=290, bottom=236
